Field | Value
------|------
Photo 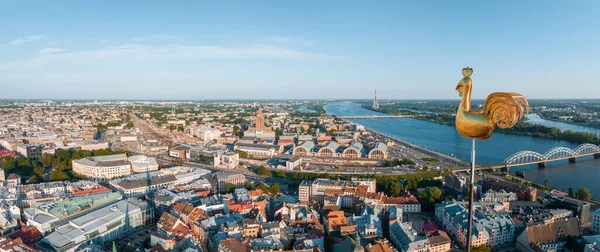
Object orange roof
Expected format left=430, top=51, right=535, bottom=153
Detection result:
left=172, top=202, right=195, bottom=215
left=367, top=242, right=395, bottom=252
left=253, top=201, right=267, bottom=209
left=188, top=208, right=209, bottom=223
left=170, top=222, right=189, bottom=241
left=339, top=225, right=357, bottom=232
left=228, top=203, right=243, bottom=213
left=248, top=189, right=264, bottom=197
left=196, top=190, right=210, bottom=196
left=326, top=211, right=347, bottom=231
left=356, top=185, right=369, bottom=196
left=324, top=188, right=344, bottom=196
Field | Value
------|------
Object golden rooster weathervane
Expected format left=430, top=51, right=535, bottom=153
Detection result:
left=455, top=67, right=529, bottom=252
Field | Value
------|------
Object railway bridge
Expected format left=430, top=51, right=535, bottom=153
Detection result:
left=453, top=143, right=600, bottom=172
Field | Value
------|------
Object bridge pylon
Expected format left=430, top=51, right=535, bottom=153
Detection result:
left=501, top=165, right=509, bottom=172
left=537, top=162, right=546, bottom=168
left=568, top=157, right=577, bottom=163
left=594, top=153, right=600, bottom=159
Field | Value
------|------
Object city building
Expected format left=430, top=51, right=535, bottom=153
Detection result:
left=189, top=126, right=222, bottom=142
left=24, top=192, right=123, bottom=234
left=209, top=172, right=246, bottom=192
left=544, top=194, right=592, bottom=226
left=435, top=201, right=514, bottom=248
left=214, top=151, right=239, bottom=169
left=592, top=209, right=600, bottom=234
left=41, top=199, right=153, bottom=252
left=111, top=166, right=210, bottom=197
left=480, top=189, right=518, bottom=202
left=5, top=174, right=20, bottom=187
left=368, top=142, right=388, bottom=159
left=234, top=143, right=277, bottom=158
left=72, top=154, right=132, bottom=179
left=286, top=156, right=302, bottom=170
left=16, top=144, right=42, bottom=159
left=351, top=178, right=377, bottom=193
left=389, top=221, right=429, bottom=252
left=128, top=155, right=158, bottom=172
left=128, top=155, right=159, bottom=173
left=516, top=217, right=581, bottom=252
left=189, top=147, right=239, bottom=169
left=482, top=178, right=537, bottom=201
left=342, top=141, right=365, bottom=159
left=444, top=174, right=466, bottom=193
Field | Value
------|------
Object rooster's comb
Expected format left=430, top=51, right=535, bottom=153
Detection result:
left=462, top=67, right=473, bottom=78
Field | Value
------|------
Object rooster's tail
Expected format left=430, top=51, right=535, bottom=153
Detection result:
left=483, top=92, right=529, bottom=129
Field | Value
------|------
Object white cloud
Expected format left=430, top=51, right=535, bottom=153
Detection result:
left=1, top=44, right=339, bottom=71
left=130, top=34, right=181, bottom=42
left=265, top=36, right=316, bottom=45
left=39, top=48, right=66, bottom=54
left=9, top=35, right=46, bottom=45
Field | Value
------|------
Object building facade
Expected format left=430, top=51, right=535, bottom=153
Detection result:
left=72, top=154, right=131, bottom=179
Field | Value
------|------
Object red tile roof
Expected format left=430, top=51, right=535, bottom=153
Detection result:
left=9, top=226, right=43, bottom=245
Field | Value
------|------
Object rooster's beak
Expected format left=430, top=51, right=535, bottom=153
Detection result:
left=456, top=82, right=463, bottom=91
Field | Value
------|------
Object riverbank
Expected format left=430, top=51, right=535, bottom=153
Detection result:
left=361, top=126, right=469, bottom=167
left=536, top=113, right=600, bottom=130
left=362, top=104, right=600, bottom=146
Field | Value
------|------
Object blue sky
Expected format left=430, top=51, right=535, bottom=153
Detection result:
left=1, top=1, right=598, bottom=100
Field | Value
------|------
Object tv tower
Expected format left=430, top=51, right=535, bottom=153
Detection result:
left=373, top=85, right=379, bottom=109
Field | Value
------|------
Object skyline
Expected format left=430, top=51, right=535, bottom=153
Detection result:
left=1, top=1, right=599, bottom=100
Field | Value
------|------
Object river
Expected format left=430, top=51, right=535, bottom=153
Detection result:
left=325, top=101, right=600, bottom=200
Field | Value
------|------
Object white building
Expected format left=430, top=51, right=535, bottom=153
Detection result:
left=435, top=201, right=514, bottom=248
left=24, top=192, right=123, bottom=234
left=72, top=154, right=132, bottom=179
left=285, top=156, right=301, bottom=170
left=351, top=177, right=377, bottom=193
left=109, top=166, right=210, bottom=198
left=192, top=126, right=222, bottom=142
left=235, top=143, right=277, bottom=158
left=390, top=221, right=429, bottom=252
left=214, top=151, right=239, bottom=169
left=480, top=189, right=517, bottom=202
left=41, top=199, right=153, bottom=252
left=128, top=155, right=159, bottom=173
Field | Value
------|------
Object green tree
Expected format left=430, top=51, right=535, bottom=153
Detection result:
left=26, top=175, right=42, bottom=184
left=244, top=182, right=256, bottom=190
left=124, top=122, right=134, bottom=129
left=406, top=178, right=418, bottom=192
left=576, top=187, right=591, bottom=201
left=33, top=166, right=44, bottom=178
left=543, top=179, right=549, bottom=187
left=257, top=166, right=271, bottom=176
left=50, top=170, right=69, bottom=181
left=256, top=182, right=269, bottom=192
left=277, top=171, right=287, bottom=178
left=223, top=183, right=237, bottom=193
left=41, top=153, right=54, bottom=168
left=471, top=246, right=491, bottom=252
left=175, top=158, right=184, bottom=166
left=269, top=182, right=280, bottom=195
left=391, top=182, right=404, bottom=197
left=418, top=187, right=443, bottom=211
